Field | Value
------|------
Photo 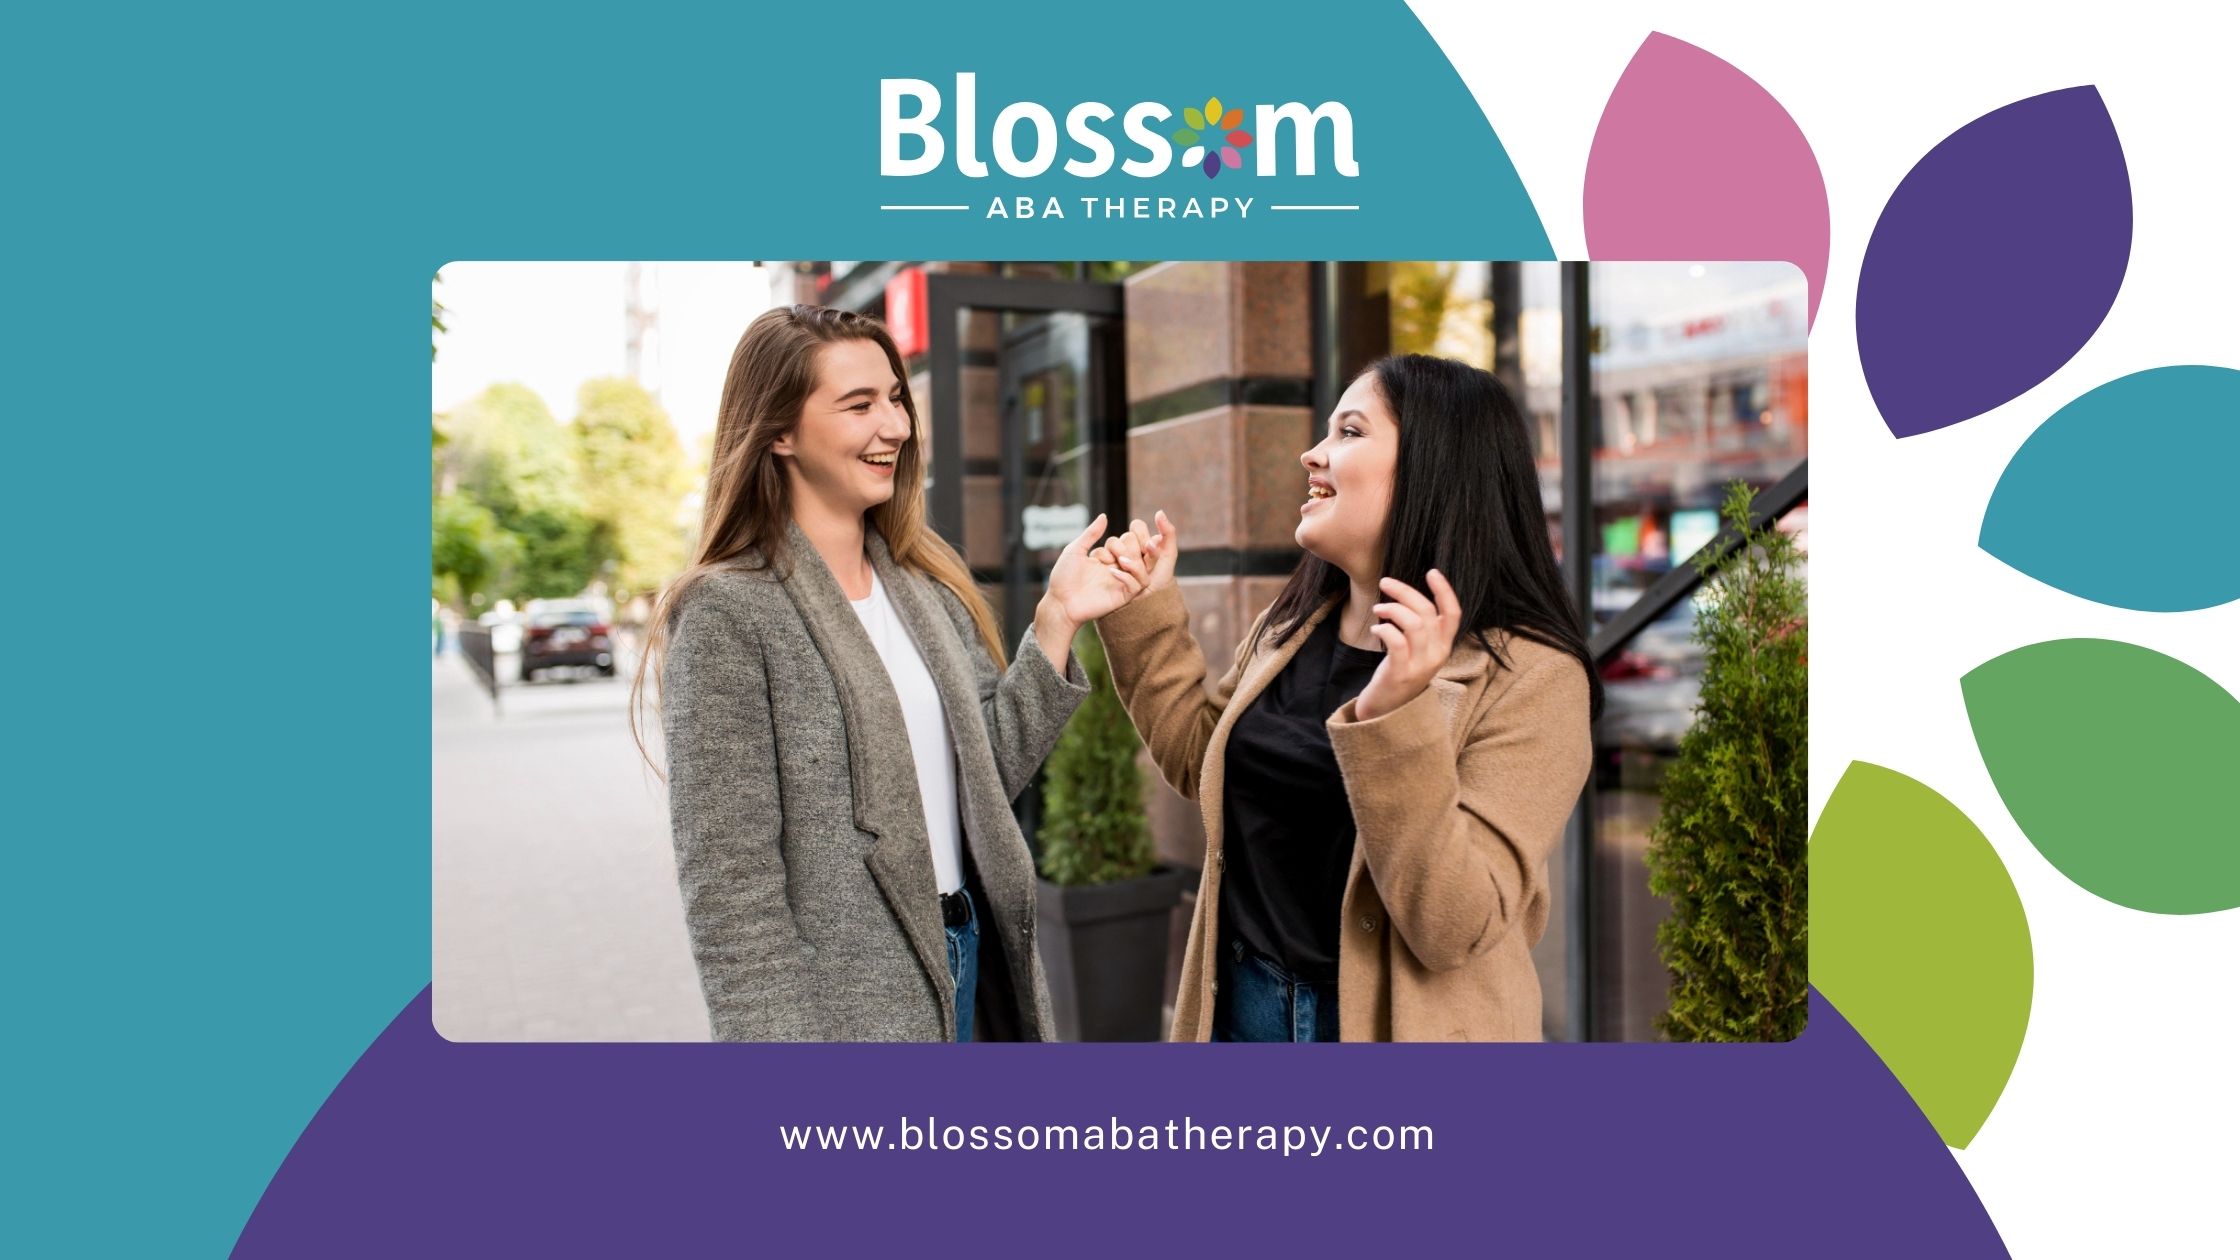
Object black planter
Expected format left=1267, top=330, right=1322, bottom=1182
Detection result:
left=1035, top=867, right=1188, bottom=1042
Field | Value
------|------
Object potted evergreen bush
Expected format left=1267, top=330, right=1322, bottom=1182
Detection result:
left=1034, top=627, right=1185, bottom=1041
left=1644, top=481, right=1809, bottom=1041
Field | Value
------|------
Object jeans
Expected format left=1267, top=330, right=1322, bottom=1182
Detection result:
left=1211, top=937, right=1339, bottom=1042
left=943, top=888, right=979, bottom=1043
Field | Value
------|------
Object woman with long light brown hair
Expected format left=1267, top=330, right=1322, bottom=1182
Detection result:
left=632, top=304, right=1142, bottom=1041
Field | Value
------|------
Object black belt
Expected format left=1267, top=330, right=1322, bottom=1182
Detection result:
left=940, top=888, right=973, bottom=929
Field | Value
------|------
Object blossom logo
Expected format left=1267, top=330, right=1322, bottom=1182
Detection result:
left=878, top=74, right=1356, bottom=180
left=1173, top=95, right=1252, bottom=178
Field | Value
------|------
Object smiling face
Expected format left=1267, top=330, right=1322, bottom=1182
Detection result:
left=771, top=337, right=913, bottom=521
left=1296, top=371, right=1398, bottom=580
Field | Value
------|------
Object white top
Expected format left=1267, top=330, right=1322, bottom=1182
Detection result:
left=847, top=569, right=965, bottom=895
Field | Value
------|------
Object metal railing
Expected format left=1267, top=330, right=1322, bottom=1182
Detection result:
left=1588, top=460, right=1808, bottom=665
left=455, top=622, right=500, bottom=712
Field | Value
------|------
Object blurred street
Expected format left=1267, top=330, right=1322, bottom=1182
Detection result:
left=432, top=648, right=709, bottom=1041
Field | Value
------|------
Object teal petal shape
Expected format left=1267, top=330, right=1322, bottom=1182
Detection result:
left=1811, top=762, right=2032, bottom=1148
left=1981, top=365, right=2240, bottom=611
left=1965, top=638, right=2240, bottom=913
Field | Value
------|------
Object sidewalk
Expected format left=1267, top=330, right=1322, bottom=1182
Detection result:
left=432, top=654, right=709, bottom=1041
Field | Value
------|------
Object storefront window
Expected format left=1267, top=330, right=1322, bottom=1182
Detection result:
left=1588, top=262, right=1807, bottom=625
left=1586, top=261, right=1808, bottom=1041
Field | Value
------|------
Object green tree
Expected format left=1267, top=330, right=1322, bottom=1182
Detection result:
left=502, top=506, right=606, bottom=600
left=432, top=492, right=517, bottom=606
left=1038, top=629, right=1154, bottom=886
left=437, top=384, right=610, bottom=602
left=1644, top=481, right=1810, bottom=1041
left=571, top=378, right=692, bottom=600
left=441, top=384, right=581, bottom=517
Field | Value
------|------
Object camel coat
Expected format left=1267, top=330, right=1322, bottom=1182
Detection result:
left=1095, top=584, right=1591, bottom=1041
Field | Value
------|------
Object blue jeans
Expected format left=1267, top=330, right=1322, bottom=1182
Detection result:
left=1212, top=938, right=1339, bottom=1042
left=943, top=888, right=979, bottom=1043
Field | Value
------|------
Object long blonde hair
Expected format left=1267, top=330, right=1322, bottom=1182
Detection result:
left=630, top=304, right=1004, bottom=773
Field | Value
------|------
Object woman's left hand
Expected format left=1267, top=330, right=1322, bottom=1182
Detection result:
left=1040, top=512, right=1145, bottom=629
left=1353, top=570, right=1462, bottom=722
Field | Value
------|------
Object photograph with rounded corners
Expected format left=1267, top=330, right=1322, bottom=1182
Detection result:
left=431, top=260, right=1809, bottom=1043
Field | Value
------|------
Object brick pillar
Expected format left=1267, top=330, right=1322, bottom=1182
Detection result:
left=1119, top=262, right=1316, bottom=1012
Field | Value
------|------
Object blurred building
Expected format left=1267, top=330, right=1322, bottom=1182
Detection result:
left=798, top=259, right=1807, bottom=1041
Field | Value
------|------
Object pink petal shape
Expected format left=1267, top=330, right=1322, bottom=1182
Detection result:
left=1585, top=32, right=1830, bottom=327
left=1221, top=145, right=1241, bottom=169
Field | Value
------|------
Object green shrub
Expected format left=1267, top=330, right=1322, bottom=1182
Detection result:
left=1645, top=481, right=1809, bottom=1041
left=1038, top=628, right=1154, bottom=886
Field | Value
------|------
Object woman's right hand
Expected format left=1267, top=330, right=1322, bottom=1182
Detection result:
left=1092, top=511, right=1178, bottom=601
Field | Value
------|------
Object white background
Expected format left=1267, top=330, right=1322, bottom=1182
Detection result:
left=1409, top=1, right=2239, bottom=1253
left=432, top=261, right=781, bottom=448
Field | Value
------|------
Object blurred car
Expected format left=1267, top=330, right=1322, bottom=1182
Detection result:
left=519, top=599, right=615, bottom=681
left=1595, top=597, right=1706, bottom=753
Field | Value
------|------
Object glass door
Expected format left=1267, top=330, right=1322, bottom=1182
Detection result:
left=921, top=273, right=1127, bottom=850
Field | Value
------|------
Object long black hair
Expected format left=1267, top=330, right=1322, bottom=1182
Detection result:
left=1256, top=352, right=1603, bottom=718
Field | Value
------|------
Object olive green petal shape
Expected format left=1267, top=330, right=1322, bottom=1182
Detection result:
left=1811, top=761, right=2033, bottom=1148
left=1964, top=637, right=2240, bottom=914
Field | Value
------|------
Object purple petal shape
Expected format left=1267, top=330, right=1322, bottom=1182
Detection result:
left=1202, top=151, right=1220, bottom=177
left=235, top=989, right=2008, bottom=1257
left=1858, top=86, right=2131, bottom=438
left=1586, top=32, right=1831, bottom=326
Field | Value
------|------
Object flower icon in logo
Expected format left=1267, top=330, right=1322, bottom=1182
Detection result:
left=1172, top=95, right=1252, bottom=178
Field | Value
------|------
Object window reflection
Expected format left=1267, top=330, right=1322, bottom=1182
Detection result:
left=1591, top=262, right=1808, bottom=624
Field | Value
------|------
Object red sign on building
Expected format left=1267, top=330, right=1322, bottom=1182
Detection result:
left=885, top=266, right=929, bottom=358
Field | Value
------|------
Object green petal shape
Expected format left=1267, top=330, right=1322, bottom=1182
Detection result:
left=1811, top=761, right=2032, bottom=1148
left=1185, top=107, right=1206, bottom=130
left=1172, top=127, right=1199, bottom=145
left=1964, top=638, right=2240, bottom=913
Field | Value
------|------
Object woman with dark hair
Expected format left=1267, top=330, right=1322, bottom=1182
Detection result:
left=632, top=304, right=1145, bottom=1042
left=1093, top=353, right=1600, bottom=1042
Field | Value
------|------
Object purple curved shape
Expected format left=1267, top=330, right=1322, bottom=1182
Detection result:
left=235, top=989, right=2006, bottom=1257
left=1858, top=86, right=2131, bottom=438
left=1586, top=32, right=1830, bottom=326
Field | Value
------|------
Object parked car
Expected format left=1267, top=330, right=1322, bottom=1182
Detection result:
left=519, top=599, right=615, bottom=681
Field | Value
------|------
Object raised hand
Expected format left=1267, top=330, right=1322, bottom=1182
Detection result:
left=1043, top=512, right=1145, bottom=628
left=1090, top=510, right=1178, bottom=602
left=1353, top=569, right=1462, bottom=722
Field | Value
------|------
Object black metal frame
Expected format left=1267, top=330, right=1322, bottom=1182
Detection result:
left=1311, top=261, right=1342, bottom=422
left=923, top=273, right=1128, bottom=637
left=1558, top=261, right=1597, bottom=1039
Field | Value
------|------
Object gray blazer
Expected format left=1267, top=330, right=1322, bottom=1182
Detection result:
left=660, top=521, right=1089, bottom=1041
